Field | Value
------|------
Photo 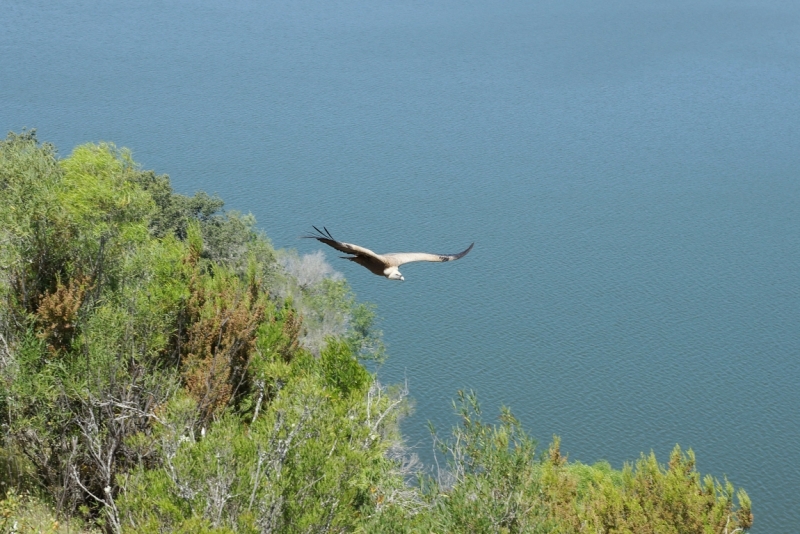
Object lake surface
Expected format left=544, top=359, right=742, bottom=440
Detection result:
left=3, top=0, right=799, bottom=530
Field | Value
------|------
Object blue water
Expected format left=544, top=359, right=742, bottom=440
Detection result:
left=3, top=1, right=800, bottom=530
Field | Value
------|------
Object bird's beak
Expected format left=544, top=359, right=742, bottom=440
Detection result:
left=400, top=276, right=405, bottom=281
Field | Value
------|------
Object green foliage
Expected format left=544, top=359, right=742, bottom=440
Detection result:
left=568, top=446, right=754, bottom=533
left=0, top=133, right=398, bottom=532
left=402, top=392, right=551, bottom=533
left=0, top=133, right=751, bottom=533
left=0, top=130, right=68, bottom=325
left=365, top=392, right=753, bottom=533
left=320, top=338, right=370, bottom=398
left=117, top=354, right=401, bottom=532
left=1, top=488, right=100, bottom=533
left=130, top=169, right=276, bottom=278
left=58, top=143, right=154, bottom=236
left=273, top=254, right=386, bottom=361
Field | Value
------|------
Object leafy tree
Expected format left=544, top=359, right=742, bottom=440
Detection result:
left=1, top=132, right=750, bottom=533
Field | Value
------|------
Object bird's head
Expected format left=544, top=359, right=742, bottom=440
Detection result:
left=386, top=268, right=404, bottom=281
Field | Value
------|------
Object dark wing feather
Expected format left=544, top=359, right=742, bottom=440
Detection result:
left=303, top=227, right=382, bottom=259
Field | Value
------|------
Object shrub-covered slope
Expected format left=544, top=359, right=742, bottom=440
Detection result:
left=0, top=132, right=751, bottom=533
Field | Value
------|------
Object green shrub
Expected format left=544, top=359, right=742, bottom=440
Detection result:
left=1, top=133, right=750, bottom=533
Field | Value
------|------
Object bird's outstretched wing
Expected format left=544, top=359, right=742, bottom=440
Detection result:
left=303, top=226, right=382, bottom=259
left=385, top=243, right=474, bottom=267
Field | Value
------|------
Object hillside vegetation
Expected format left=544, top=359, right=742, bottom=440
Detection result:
left=0, top=131, right=752, bottom=533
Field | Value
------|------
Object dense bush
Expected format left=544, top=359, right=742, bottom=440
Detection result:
left=0, top=132, right=751, bottom=533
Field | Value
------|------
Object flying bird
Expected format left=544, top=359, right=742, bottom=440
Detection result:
left=304, top=226, right=473, bottom=281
